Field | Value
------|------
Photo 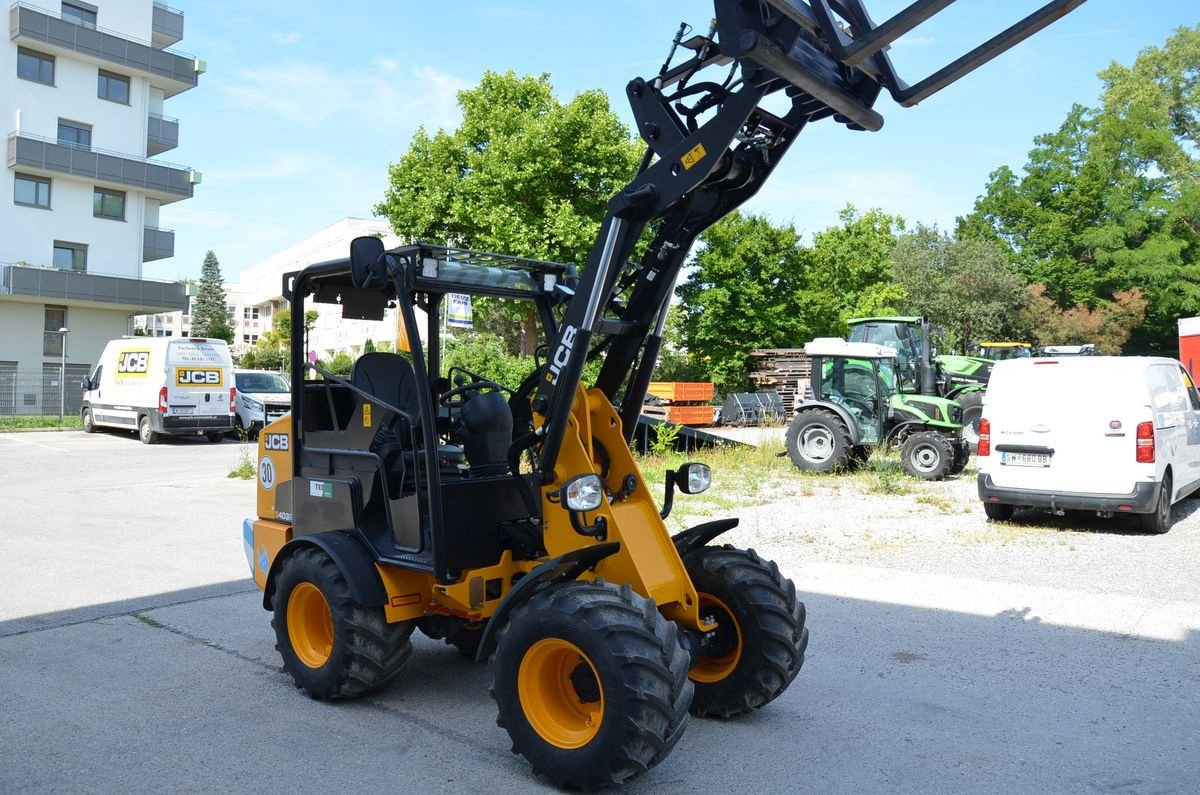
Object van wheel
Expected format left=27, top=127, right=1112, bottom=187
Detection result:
left=1140, top=475, right=1172, bottom=535
left=207, top=432, right=224, bottom=443
left=138, top=416, right=158, bottom=445
left=82, top=408, right=95, bottom=434
left=983, top=502, right=1014, bottom=522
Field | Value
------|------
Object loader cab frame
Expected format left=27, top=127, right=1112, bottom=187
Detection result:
left=283, top=242, right=575, bottom=582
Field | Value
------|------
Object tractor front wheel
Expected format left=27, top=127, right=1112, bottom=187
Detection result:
left=491, top=580, right=692, bottom=789
left=785, top=410, right=851, bottom=473
left=272, top=546, right=413, bottom=700
left=682, top=545, right=808, bottom=718
left=900, top=431, right=954, bottom=480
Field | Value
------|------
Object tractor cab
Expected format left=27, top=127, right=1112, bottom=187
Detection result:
left=975, top=342, right=1032, bottom=360
left=807, top=337, right=897, bottom=446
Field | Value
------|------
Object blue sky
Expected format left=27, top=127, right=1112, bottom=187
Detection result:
left=157, top=0, right=1196, bottom=284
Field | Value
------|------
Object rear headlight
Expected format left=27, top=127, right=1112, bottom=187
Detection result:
left=158, top=386, right=168, bottom=414
left=1136, top=421, right=1155, bottom=463
left=978, top=418, right=991, bottom=457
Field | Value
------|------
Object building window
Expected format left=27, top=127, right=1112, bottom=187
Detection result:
left=97, top=71, right=130, bottom=104
left=243, top=334, right=259, bottom=345
left=17, top=48, right=54, bottom=85
left=57, top=120, right=92, bottom=150
left=93, top=187, right=125, bottom=220
left=14, top=174, right=51, bottom=209
left=61, top=2, right=97, bottom=29
left=244, top=307, right=260, bottom=320
left=53, top=242, right=87, bottom=272
left=44, top=306, right=67, bottom=356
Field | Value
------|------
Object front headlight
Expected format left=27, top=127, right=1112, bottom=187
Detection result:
left=561, top=474, right=604, bottom=512
left=243, top=397, right=263, bottom=411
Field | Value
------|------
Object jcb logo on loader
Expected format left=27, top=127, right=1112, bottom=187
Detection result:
left=546, top=324, right=577, bottom=386
left=176, top=368, right=223, bottom=386
left=116, top=350, right=150, bottom=375
left=264, top=433, right=289, bottom=451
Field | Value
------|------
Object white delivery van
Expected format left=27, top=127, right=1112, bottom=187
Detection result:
left=977, top=356, right=1200, bottom=533
left=81, top=337, right=235, bottom=444
left=232, top=369, right=290, bottom=437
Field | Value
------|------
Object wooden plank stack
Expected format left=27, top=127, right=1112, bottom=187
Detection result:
left=748, top=348, right=812, bottom=414
left=643, top=381, right=715, bottom=425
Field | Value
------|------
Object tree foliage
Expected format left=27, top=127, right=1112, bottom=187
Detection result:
left=892, top=226, right=1027, bottom=352
left=1020, top=284, right=1147, bottom=354
left=960, top=26, right=1200, bottom=352
left=191, top=251, right=233, bottom=342
left=805, top=206, right=906, bottom=320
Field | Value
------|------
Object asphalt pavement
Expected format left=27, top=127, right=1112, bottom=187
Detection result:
left=1, top=430, right=1197, bottom=793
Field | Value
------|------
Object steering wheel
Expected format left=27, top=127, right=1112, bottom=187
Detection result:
left=439, top=378, right=507, bottom=408
left=842, top=395, right=875, bottom=416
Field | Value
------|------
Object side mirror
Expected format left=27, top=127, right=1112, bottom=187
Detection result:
left=80, top=378, right=92, bottom=391
left=349, top=236, right=387, bottom=290
left=661, top=462, right=712, bottom=519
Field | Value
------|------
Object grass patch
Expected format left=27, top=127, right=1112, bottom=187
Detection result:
left=228, top=434, right=256, bottom=480
left=0, top=415, right=82, bottom=430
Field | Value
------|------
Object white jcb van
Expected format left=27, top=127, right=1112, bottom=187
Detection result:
left=977, top=356, right=1200, bottom=533
left=81, top=337, right=235, bottom=444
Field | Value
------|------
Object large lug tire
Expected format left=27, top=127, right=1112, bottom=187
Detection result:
left=81, top=408, right=95, bottom=434
left=272, top=546, right=414, bottom=700
left=491, top=580, right=693, bottom=790
left=847, top=445, right=871, bottom=471
left=1140, top=474, right=1172, bottom=535
left=785, top=410, right=852, bottom=473
left=682, top=546, right=808, bottom=718
left=900, top=431, right=954, bottom=480
left=138, top=415, right=158, bottom=445
left=957, top=392, right=984, bottom=453
left=948, top=440, right=970, bottom=475
left=983, top=501, right=1014, bottom=522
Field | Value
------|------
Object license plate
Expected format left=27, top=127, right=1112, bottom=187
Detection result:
left=1001, top=451, right=1050, bottom=467
left=172, top=405, right=195, bottom=415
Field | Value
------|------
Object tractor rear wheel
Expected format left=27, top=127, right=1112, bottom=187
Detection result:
left=682, top=546, right=807, bottom=718
left=272, top=546, right=413, bottom=699
left=785, top=409, right=851, bottom=473
left=491, top=580, right=692, bottom=789
left=900, top=431, right=954, bottom=480
left=957, top=392, right=984, bottom=452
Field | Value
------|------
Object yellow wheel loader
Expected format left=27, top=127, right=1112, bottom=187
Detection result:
left=243, top=0, right=1087, bottom=787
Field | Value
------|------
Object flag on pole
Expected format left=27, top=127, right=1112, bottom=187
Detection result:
left=447, top=294, right=473, bottom=329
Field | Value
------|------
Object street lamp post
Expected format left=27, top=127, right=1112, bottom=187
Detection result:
left=57, top=327, right=69, bottom=426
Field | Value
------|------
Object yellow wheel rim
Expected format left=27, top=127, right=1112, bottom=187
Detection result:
left=288, top=582, right=334, bottom=668
left=518, top=638, right=604, bottom=749
left=690, top=594, right=742, bottom=684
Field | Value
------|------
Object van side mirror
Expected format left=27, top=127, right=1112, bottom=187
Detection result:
left=80, top=377, right=92, bottom=391
left=349, top=236, right=387, bottom=290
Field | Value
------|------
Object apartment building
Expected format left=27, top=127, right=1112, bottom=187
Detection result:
left=1, top=0, right=202, bottom=414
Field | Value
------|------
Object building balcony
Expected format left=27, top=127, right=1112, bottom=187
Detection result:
left=151, top=1, right=183, bottom=50
left=1, top=262, right=187, bottom=312
left=143, top=226, right=175, bottom=262
left=10, top=2, right=203, bottom=97
left=147, top=112, right=179, bottom=156
left=8, top=131, right=199, bottom=204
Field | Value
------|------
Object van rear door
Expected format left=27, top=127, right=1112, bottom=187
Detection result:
left=984, top=359, right=1151, bottom=495
left=165, top=340, right=232, bottom=418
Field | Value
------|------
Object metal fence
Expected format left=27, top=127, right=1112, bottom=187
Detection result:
left=0, top=365, right=90, bottom=418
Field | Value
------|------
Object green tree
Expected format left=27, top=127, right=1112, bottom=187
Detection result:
left=960, top=26, right=1200, bottom=352
left=892, top=226, right=1028, bottom=351
left=804, top=205, right=907, bottom=321
left=1020, top=284, right=1148, bottom=354
left=375, top=70, right=642, bottom=353
left=191, top=251, right=233, bottom=342
left=256, top=309, right=318, bottom=373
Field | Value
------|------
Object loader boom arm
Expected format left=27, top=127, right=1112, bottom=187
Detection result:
left=530, top=0, right=1086, bottom=483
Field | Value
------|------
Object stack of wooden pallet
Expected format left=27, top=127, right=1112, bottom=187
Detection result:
left=643, top=382, right=715, bottom=425
left=748, top=348, right=812, bottom=414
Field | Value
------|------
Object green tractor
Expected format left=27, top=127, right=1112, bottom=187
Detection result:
left=975, top=342, right=1033, bottom=361
left=784, top=338, right=969, bottom=480
left=847, top=316, right=994, bottom=451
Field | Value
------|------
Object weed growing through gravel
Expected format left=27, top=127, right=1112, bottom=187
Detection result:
left=228, top=430, right=256, bottom=479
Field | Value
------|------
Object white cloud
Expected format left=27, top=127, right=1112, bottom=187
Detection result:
left=271, top=31, right=303, bottom=45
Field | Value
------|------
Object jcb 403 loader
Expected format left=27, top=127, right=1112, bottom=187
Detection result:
left=243, top=0, right=1087, bottom=787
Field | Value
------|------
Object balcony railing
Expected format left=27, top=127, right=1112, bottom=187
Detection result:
left=143, top=226, right=175, bottom=262
left=1, top=262, right=187, bottom=311
left=8, top=131, right=196, bottom=203
left=147, top=112, right=179, bottom=156
left=151, top=1, right=183, bottom=49
left=10, top=2, right=202, bottom=97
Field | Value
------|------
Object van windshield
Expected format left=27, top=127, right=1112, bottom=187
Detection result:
left=235, top=372, right=290, bottom=393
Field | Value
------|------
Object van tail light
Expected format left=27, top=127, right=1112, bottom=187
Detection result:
left=1135, top=421, right=1155, bottom=463
left=978, top=418, right=991, bottom=457
left=230, top=387, right=237, bottom=414
left=158, top=387, right=168, bottom=414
